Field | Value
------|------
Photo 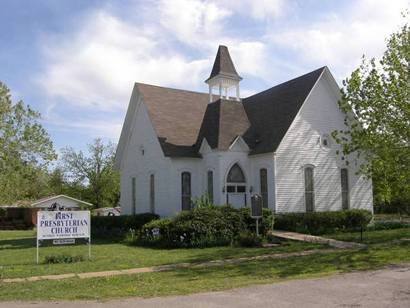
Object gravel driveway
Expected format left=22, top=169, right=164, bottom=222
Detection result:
left=2, top=265, right=409, bottom=308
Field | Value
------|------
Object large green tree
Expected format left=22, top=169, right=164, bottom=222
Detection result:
left=333, top=20, right=409, bottom=206
left=60, top=138, right=119, bottom=208
left=0, top=82, right=56, bottom=204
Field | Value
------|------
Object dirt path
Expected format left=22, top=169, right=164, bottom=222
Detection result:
left=2, top=265, right=409, bottom=308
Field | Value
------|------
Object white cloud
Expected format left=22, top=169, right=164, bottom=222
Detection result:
left=158, top=0, right=232, bottom=46
left=268, top=0, right=409, bottom=81
left=37, top=10, right=211, bottom=111
left=221, top=0, right=287, bottom=20
left=34, top=0, right=408, bottom=143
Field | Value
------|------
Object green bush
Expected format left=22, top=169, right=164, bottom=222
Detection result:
left=274, top=209, right=372, bottom=235
left=91, top=213, right=159, bottom=237
left=234, top=231, right=263, bottom=247
left=369, top=221, right=410, bottom=231
left=137, top=206, right=274, bottom=248
left=44, top=254, right=84, bottom=264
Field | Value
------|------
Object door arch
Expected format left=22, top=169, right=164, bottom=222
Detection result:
left=225, top=163, right=247, bottom=208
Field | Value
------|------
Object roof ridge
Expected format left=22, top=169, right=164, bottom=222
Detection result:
left=245, top=66, right=326, bottom=99
left=135, top=82, right=208, bottom=96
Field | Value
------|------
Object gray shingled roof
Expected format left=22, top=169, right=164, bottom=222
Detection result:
left=206, top=45, right=242, bottom=82
left=196, top=99, right=250, bottom=151
left=137, top=66, right=326, bottom=157
left=243, top=67, right=326, bottom=154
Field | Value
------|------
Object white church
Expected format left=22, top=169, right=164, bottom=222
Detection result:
left=114, top=45, right=373, bottom=216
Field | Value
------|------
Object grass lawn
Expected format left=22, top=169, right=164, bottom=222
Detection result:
left=374, top=213, right=410, bottom=223
left=0, top=228, right=408, bottom=301
left=0, top=230, right=322, bottom=279
left=327, top=227, right=410, bottom=244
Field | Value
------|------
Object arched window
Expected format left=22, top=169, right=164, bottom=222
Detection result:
left=181, top=172, right=191, bottom=210
left=226, top=163, right=246, bottom=194
left=207, top=170, right=214, bottom=203
left=227, top=163, right=245, bottom=183
left=260, top=168, right=268, bottom=208
left=150, top=174, right=155, bottom=213
left=304, top=166, right=314, bottom=212
left=341, top=168, right=349, bottom=210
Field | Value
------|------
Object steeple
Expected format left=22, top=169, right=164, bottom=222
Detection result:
left=205, top=45, right=242, bottom=102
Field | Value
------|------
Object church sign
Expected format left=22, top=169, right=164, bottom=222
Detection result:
left=36, top=211, right=91, bottom=263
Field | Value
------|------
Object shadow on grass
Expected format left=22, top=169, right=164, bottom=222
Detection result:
left=165, top=247, right=392, bottom=283
left=0, top=237, right=36, bottom=250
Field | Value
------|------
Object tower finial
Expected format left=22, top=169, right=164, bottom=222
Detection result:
left=206, top=45, right=242, bottom=102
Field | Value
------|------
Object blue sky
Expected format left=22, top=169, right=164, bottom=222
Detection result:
left=0, top=0, right=408, bottom=154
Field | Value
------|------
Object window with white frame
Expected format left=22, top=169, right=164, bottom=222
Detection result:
left=304, top=166, right=314, bottom=212
left=341, top=168, right=349, bottom=210
left=181, top=172, right=191, bottom=211
left=150, top=174, right=155, bottom=213
left=207, top=170, right=214, bottom=203
left=260, top=168, right=268, bottom=208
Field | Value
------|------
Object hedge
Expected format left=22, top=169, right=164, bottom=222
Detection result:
left=91, top=213, right=159, bottom=237
left=274, top=209, right=373, bottom=235
left=137, top=206, right=274, bottom=248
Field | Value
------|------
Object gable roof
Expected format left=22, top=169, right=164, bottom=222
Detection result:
left=206, top=45, right=242, bottom=82
left=115, top=66, right=328, bottom=163
left=31, top=195, right=93, bottom=208
left=196, top=99, right=250, bottom=151
left=137, top=83, right=209, bottom=157
left=243, top=66, right=326, bottom=154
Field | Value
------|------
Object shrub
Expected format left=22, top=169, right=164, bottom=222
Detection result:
left=234, top=231, right=263, bottom=247
left=238, top=207, right=274, bottom=235
left=91, top=213, right=159, bottom=237
left=369, top=221, right=410, bottom=231
left=137, top=206, right=275, bottom=248
left=44, top=254, right=84, bottom=264
left=274, top=209, right=372, bottom=235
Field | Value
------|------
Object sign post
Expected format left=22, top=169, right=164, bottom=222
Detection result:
left=36, top=211, right=91, bottom=264
left=251, top=194, right=263, bottom=236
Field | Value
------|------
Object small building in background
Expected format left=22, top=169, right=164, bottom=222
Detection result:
left=0, top=195, right=93, bottom=229
left=93, top=207, right=121, bottom=216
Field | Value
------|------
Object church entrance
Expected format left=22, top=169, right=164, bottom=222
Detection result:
left=226, top=163, right=247, bottom=208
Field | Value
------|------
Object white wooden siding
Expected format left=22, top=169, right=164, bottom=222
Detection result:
left=275, top=70, right=373, bottom=213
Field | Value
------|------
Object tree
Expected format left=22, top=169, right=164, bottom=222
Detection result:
left=60, top=138, right=119, bottom=208
left=0, top=82, right=56, bottom=203
left=333, top=19, right=410, bottom=206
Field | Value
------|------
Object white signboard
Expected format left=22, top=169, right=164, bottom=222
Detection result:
left=36, top=211, right=91, bottom=264
left=37, top=211, right=90, bottom=240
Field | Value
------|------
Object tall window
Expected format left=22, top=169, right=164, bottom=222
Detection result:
left=260, top=168, right=268, bottom=208
left=207, top=170, right=213, bottom=203
left=341, top=168, right=349, bottom=210
left=131, top=177, right=136, bottom=215
left=304, top=167, right=314, bottom=212
left=181, top=172, right=191, bottom=210
left=150, top=174, right=155, bottom=213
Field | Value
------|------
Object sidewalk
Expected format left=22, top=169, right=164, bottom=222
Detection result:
left=272, top=230, right=367, bottom=249
left=2, top=248, right=338, bottom=283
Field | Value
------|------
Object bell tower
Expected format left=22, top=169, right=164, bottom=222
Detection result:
left=205, top=45, right=242, bottom=102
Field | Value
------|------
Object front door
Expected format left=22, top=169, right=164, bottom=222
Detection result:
left=226, top=163, right=247, bottom=208
left=226, top=184, right=247, bottom=208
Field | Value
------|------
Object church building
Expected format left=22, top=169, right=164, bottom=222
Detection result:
left=114, top=45, right=373, bottom=216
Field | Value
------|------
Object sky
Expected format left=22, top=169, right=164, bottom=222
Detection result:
left=0, top=0, right=408, bottom=153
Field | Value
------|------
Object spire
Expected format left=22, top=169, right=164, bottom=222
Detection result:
left=206, top=45, right=242, bottom=82
left=205, top=45, right=242, bottom=102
